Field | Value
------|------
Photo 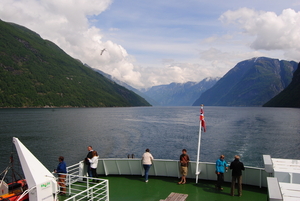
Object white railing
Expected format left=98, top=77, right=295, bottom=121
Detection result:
left=56, top=173, right=109, bottom=201
left=67, top=162, right=82, bottom=176
left=67, top=158, right=268, bottom=188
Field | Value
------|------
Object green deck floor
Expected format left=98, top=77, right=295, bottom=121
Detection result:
left=103, top=175, right=267, bottom=201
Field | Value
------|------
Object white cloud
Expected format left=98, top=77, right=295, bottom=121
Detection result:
left=138, top=62, right=222, bottom=88
left=0, top=0, right=146, bottom=87
left=0, top=1, right=299, bottom=90
left=220, top=8, right=300, bottom=60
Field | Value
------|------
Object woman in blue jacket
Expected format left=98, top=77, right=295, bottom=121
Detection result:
left=215, top=155, right=228, bottom=190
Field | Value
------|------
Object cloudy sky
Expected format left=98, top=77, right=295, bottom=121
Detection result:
left=1, top=0, right=300, bottom=89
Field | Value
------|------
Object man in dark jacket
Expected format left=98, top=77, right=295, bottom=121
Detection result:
left=85, top=146, right=94, bottom=177
left=230, top=155, right=245, bottom=197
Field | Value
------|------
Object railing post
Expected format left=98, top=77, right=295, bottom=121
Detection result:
left=107, top=180, right=109, bottom=201
left=68, top=174, right=71, bottom=196
left=259, top=169, right=261, bottom=188
left=87, top=178, right=90, bottom=199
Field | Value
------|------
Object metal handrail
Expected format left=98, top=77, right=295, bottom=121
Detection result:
left=56, top=173, right=109, bottom=201
left=66, top=158, right=268, bottom=188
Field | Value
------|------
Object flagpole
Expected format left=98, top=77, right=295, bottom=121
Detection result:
left=195, top=104, right=204, bottom=183
left=195, top=117, right=202, bottom=183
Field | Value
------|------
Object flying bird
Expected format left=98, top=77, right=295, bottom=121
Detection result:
left=100, top=48, right=106, bottom=55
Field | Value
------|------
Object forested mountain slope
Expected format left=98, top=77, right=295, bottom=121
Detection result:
left=0, top=20, right=150, bottom=107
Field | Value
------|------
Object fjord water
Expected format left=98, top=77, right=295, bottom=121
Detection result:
left=0, top=106, right=299, bottom=172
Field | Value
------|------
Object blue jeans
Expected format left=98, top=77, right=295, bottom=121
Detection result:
left=143, top=164, right=151, bottom=181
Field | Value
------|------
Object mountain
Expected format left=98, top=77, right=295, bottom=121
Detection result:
left=263, top=62, right=300, bottom=107
left=143, top=78, right=219, bottom=106
left=90, top=67, right=158, bottom=106
left=0, top=20, right=150, bottom=107
left=193, top=57, right=298, bottom=106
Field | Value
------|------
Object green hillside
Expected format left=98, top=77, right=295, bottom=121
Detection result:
left=0, top=20, right=150, bottom=108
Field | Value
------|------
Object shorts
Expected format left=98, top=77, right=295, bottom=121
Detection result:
left=180, top=166, right=188, bottom=176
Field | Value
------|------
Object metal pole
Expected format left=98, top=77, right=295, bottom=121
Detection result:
left=195, top=105, right=203, bottom=183
left=195, top=118, right=202, bottom=183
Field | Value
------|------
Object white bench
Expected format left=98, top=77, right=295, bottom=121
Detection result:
left=267, top=177, right=283, bottom=201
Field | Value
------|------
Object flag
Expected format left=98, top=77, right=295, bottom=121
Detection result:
left=201, top=119, right=206, bottom=132
left=200, top=104, right=206, bottom=132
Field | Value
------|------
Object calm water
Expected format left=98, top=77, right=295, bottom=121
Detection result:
left=0, top=106, right=299, bottom=172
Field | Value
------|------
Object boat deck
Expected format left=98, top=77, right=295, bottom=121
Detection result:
left=58, top=175, right=267, bottom=201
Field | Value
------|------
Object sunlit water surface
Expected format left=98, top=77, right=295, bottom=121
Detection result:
left=0, top=106, right=299, bottom=172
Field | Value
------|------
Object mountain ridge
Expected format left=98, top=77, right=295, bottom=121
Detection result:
left=193, top=57, right=298, bottom=106
left=263, top=62, right=300, bottom=107
left=0, top=20, right=150, bottom=108
left=143, top=77, right=220, bottom=106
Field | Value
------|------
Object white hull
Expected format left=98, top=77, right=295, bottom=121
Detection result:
left=12, top=137, right=58, bottom=201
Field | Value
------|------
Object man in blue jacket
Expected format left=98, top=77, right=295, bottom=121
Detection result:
left=215, top=155, right=228, bottom=190
left=55, top=156, right=67, bottom=195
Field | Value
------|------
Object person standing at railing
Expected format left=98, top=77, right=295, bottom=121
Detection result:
left=230, top=155, right=245, bottom=197
left=178, top=149, right=190, bottom=184
left=142, top=148, right=154, bottom=182
left=88, top=151, right=99, bottom=181
left=55, top=156, right=67, bottom=195
left=215, top=155, right=228, bottom=190
left=85, top=146, right=94, bottom=177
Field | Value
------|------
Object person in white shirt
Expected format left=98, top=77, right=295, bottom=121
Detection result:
left=142, top=148, right=154, bottom=182
left=88, top=151, right=99, bottom=179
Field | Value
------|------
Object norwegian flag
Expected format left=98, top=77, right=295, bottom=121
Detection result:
left=200, top=105, right=206, bottom=132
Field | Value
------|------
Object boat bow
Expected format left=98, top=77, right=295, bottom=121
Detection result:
left=13, top=137, right=58, bottom=201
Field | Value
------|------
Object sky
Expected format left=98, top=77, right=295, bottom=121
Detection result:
left=1, top=0, right=300, bottom=89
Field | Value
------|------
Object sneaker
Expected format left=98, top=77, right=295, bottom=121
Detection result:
left=145, top=180, right=148, bottom=182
